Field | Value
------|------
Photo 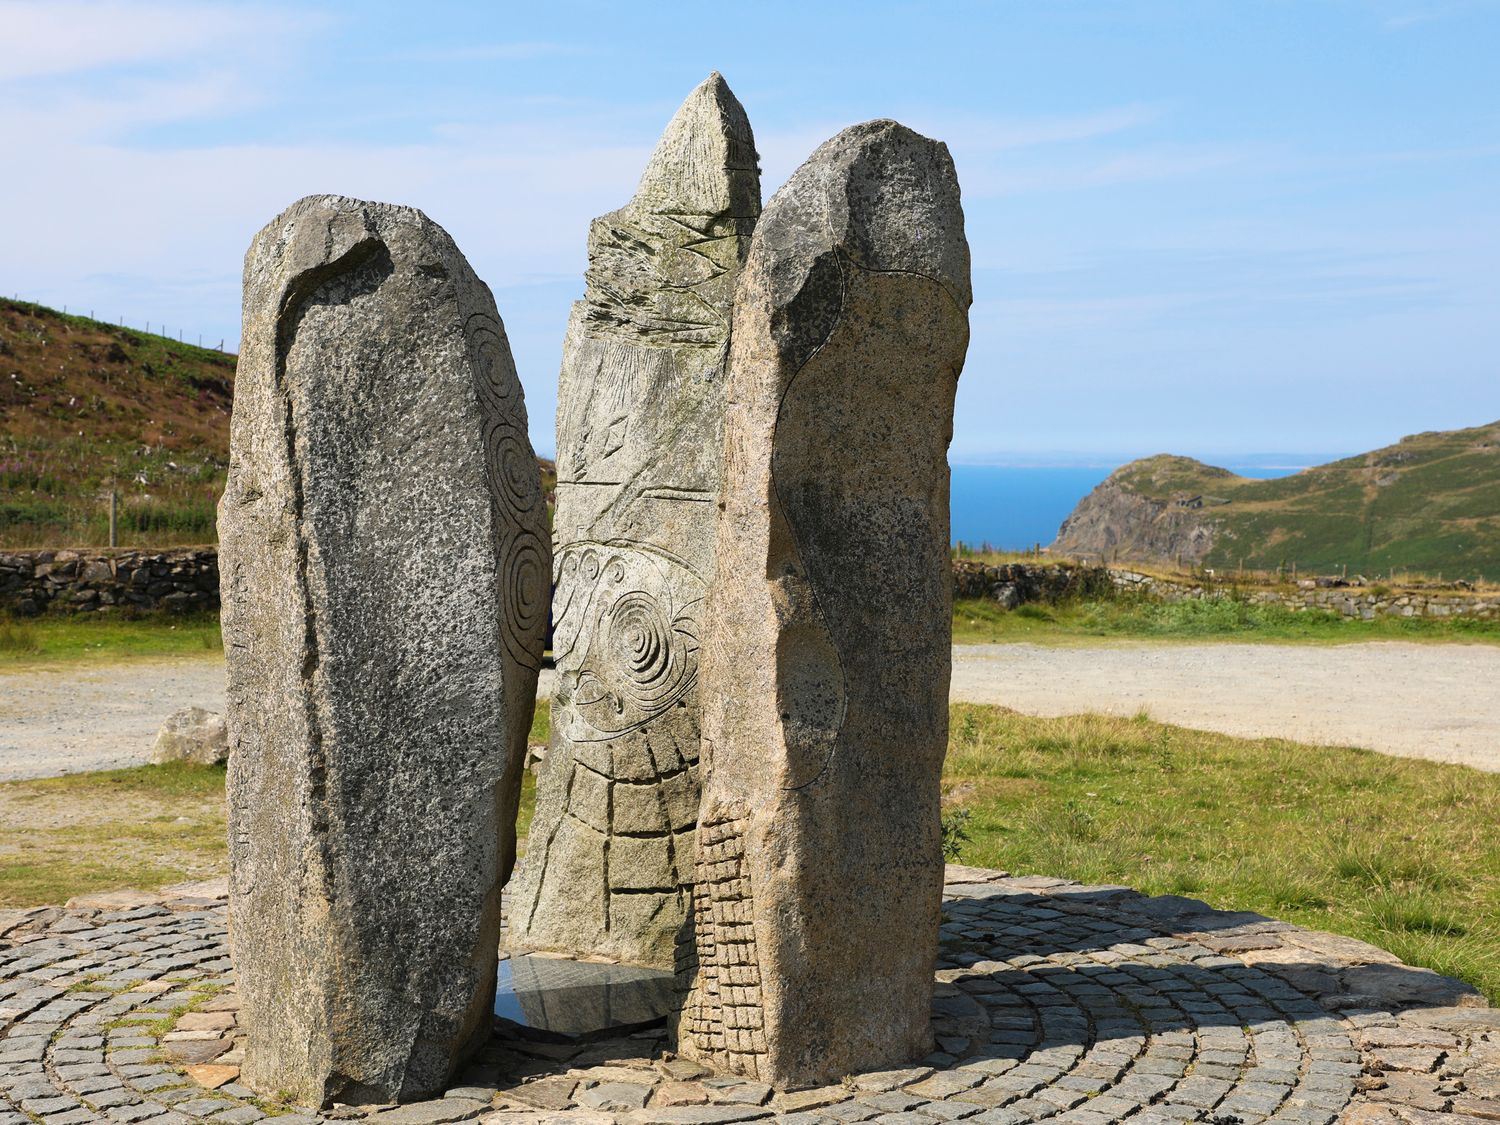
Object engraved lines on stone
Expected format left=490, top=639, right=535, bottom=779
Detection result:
left=583, top=214, right=745, bottom=348
left=465, top=312, right=547, bottom=672
left=551, top=544, right=702, bottom=742
left=686, top=809, right=767, bottom=1075
left=558, top=752, right=699, bottom=927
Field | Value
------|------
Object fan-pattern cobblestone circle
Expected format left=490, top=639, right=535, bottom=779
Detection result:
left=3, top=867, right=1496, bottom=1125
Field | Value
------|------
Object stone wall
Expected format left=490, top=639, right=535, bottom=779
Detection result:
left=5, top=547, right=1496, bottom=621
left=0, top=548, right=219, bottom=615
left=1108, top=568, right=1500, bottom=619
left=952, top=559, right=1113, bottom=608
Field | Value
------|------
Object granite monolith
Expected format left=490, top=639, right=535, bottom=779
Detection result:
left=219, top=195, right=548, bottom=1106
left=507, top=73, right=760, bottom=968
left=675, top=121, right=972, bottom=1086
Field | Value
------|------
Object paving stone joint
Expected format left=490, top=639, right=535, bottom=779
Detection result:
left=2, top=869, right=1492, bottom=1125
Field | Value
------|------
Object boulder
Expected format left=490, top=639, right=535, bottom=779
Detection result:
left=149, top=706, right=228, bottom=766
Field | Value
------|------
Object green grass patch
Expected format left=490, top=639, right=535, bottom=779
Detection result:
left=11, top=596, right=1500, bottom=670
left=952, top=595, right=1500, bottom=645
left=0, top=611, right=223, bottom=664
left=0, top=705, right=552, bottom=908
left=0, top=762, right=228, bottom=906
left=943, top=704, right=1500, bottom=1000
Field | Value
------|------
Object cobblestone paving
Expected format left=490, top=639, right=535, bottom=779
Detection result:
left=3, top=868, right=1495, bottom=1125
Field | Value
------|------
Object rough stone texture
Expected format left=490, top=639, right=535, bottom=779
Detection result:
left=148, top=707, right=228, bottom=766
left=218, top=195, right=548, bottom=1106
left=508, top=73, right=761, bottom=968
left=675, top=120, right=972, bottom=1086
left=3, top=869, right=1491, bottom=1125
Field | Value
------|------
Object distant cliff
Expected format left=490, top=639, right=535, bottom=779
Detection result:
left=1053, top=456, right=1224, bottom=566
left=1052, top=423, right=1500, bottom=581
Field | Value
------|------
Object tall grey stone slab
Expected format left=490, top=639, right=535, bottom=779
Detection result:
left=507, top=73, right=761, bottom=968
left=219, top=195, right=548, bottom=1107
left=675, top=121, right=971, bottom=1086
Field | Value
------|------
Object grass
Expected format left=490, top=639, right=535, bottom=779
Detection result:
left=942, top=704, right=1500, bottom=1001
left=0, top=703, right=551, bottom=909
left=7, top=594, right=1500, bottom=669
left=0, top=299, right=557, bottom=548
left=4, top=697, right=1496, bottom=1004
left=0, top=299, right=234, bottom=549
left=0, top=611, right=223, bottom=664
left=952, top=595, right=1500, bottom=645
left=0, top=761, right=229, bottom=907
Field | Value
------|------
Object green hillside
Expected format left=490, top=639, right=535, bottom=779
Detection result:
left=0, top=299, right=557, bottom=549
left=1054, top=423, right=1500, bottom=581
left=0, top=299, right=234, bottom=547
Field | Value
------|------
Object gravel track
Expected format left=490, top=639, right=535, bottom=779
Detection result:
left=2, top=642, right=1496, bottom=780
left=951, top=641, right=1500, bottom=772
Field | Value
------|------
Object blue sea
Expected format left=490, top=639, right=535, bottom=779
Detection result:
left=949, top=462, right=1315, bottom=552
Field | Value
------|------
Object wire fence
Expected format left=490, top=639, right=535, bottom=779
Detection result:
left=4, top=292, right=228, bottom=352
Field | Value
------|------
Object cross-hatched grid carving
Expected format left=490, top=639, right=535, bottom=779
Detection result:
left=683, top=807, right=766, bottom=1075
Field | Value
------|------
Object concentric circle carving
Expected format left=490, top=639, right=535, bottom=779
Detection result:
left=466, top=313, right=519, bottom=411
left=499, top=528, right=548, bottom=671
left=485, top=419, right=543, bottom=521
left=551, top=543, right=705, bottom=741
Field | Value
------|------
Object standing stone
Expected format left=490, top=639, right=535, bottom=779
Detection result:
left=507, top=73, right=760, bottom=968
left=675, top=121, right=971, bottom=1086
left=219, top=195, right=548, bottom=1106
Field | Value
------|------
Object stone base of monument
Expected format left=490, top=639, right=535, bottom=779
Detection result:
left=2, top=867, right=1493, bottom=1125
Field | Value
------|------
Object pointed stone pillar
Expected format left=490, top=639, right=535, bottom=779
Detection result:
left=220, top=195, right=548, bottom=1106
left=507, top=73, right=761, bottom=968
left=676, top=121, right=972, bottom=1086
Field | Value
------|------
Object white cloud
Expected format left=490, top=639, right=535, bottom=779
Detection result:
left=389, top=41, right=593, bottom=63
left=0, top=1, right=322, bottom=81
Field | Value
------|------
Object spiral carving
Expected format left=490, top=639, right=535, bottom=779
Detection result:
left=465, top=313, right=519, bottom=412
left=603, top=591, right=681, bottom=712
left=485, top=419, right=542, bottom=522
left=552, top=543, right=704, bottom=741
left=498, top=528, right=548, bottom=671
left=463, top=312, right=548, bottom=674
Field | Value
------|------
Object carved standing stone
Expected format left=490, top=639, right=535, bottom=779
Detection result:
left=507, top=73, right=760, bottom=968
left=675, top=121, right=971, bottom=1086
left=219, top=195, right=548, bottom=1106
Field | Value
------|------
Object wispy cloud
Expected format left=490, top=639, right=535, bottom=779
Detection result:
left=390, top=41, right=594, bottom=63
left=1380, top=0, right=1500, bottom=29
left=0, top=1, right=324, bottom=81
left=966, top=142, right=1264, bottom=197
left=942, top=104, right=1163, bottom=151
left=754, top=104, right=1169, bottom=195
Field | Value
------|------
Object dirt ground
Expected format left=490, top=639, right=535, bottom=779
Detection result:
left=2, top=643, right=1497, bottom=780
left=951, top=641, right=1500, bottom=772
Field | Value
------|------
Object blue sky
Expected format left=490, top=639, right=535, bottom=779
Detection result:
left=2, top=0, right=1497, bottom=463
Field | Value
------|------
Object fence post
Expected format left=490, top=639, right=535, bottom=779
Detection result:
left=108, top=490, right=118, bottom=548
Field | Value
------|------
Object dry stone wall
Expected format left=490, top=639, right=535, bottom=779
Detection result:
left=0, top=548, right=218, bottom=614
left=6, top=551, right=1495, bottom=621
left=1108, top=568, right=1500, bottom=619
